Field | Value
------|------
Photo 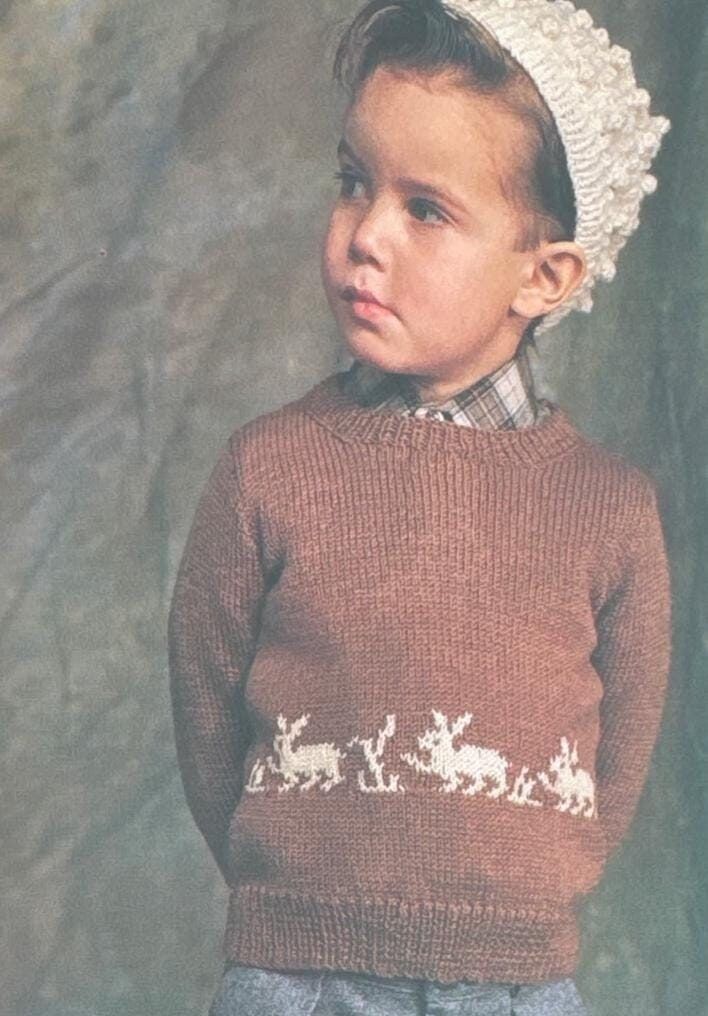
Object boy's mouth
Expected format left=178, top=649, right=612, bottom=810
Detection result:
left=347, top=299, right=394, bottom=322
left=342, top=285, right=394, bottom=316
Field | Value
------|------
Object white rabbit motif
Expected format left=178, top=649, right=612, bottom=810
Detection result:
left=536, top=736, right=597, bottom=817
left=263, top=712, right=347, bottom=792
left=400, top=710, right=510, bottom=797
left=243, top=710, right=598, bottom=822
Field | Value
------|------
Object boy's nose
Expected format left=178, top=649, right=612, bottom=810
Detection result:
left=347, top=202, right=394, bottom=264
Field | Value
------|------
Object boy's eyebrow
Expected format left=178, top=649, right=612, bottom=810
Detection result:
left=336, top=137, right=470, bottom=215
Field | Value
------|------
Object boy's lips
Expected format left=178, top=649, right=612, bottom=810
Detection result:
left=341, top=285, right=395, bottom=317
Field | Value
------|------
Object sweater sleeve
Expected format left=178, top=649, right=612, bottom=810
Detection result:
left=167, top=434, right=269, bottom=880
left=591, top=476, right=672, bottom=860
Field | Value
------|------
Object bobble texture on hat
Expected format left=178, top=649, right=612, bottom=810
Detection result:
left=440, top=0, right=671, bottom=332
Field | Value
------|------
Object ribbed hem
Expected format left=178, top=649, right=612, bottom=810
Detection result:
left=223, top=885, right=581, bottom=985
left=298, top=372, right=584, bottom=466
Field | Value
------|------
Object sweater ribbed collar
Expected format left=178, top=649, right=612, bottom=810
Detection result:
left=300, top=371, right=584, bottom=466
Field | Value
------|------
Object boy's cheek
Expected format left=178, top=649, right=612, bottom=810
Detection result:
left=319, top=243, right=335, bottom=294
left=320, top=230, right=345, bottom=288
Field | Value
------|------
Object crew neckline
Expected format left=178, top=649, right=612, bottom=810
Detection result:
left=299, top=371, right=585, bottom=466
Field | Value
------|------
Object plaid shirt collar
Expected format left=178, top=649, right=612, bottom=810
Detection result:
left=340, top=345, right=545, bottom=430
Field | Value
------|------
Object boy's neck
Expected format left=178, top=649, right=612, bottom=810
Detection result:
left=377, top=339, right=533, bottom=405
left=358, top=342, right=535, bottom=407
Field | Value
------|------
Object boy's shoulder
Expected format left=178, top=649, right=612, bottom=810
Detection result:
left=569, top=422, right=660, bottom=496
left=222, top=375, right=331, bottom=485
left=565, top=420, right=663, bottom=540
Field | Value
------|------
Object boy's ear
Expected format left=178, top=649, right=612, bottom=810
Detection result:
left=511, top=241, right=588, bottom=320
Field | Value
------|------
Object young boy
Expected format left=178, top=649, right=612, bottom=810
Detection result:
left=167, top=1, right=673, bottom=1013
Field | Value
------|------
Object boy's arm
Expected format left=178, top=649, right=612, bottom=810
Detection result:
left=167, top=434, right=268, bottom=880
left=592, top=477, right=673, bottom=860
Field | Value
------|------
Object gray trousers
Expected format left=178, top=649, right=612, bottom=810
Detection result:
left=208, top=963, right=590, bottom=1016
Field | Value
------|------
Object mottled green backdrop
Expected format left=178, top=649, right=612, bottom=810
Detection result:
left=2, top=1, right=706, bottom=1014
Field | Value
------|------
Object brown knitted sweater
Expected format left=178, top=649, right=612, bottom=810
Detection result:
left=167, top=370, right=672, bottom=984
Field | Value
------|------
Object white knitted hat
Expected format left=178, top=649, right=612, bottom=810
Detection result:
left=440, top=0, right=671, bottom=333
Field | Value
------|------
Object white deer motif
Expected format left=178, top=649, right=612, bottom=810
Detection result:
left=346, top=713, right=404, bottom=793
left=536, top=736, right=597, bottom=817
left=265, top=713, right=347, bottom=792
left=401, top=710, right=510, bottom=797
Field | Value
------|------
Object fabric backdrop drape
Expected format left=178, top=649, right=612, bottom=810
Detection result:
left=2, top=2, right=705, bottom=1014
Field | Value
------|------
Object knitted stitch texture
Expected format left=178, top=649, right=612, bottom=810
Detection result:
left=168, top=371, right=672, bottom=984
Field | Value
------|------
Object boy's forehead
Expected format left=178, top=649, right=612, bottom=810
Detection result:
left=342, top=66, right=524, bottom=209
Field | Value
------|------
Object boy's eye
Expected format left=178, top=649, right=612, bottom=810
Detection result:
left=333, top=169, right=447, bottom=226
left=333, top=169, right=364, bottom=199
left=408, top=197, right=446, bottom=225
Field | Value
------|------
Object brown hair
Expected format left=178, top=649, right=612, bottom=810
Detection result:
left=331, top=0, right=577, bottom=345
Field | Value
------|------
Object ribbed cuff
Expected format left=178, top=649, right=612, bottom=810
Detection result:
left=224, top=884, right=581, bottom=985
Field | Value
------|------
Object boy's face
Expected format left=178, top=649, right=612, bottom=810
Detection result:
left=320, top=66, right=545, bottom=398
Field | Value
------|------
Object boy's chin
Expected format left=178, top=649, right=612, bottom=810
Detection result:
left=341, top=332, right=410, bottom=375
